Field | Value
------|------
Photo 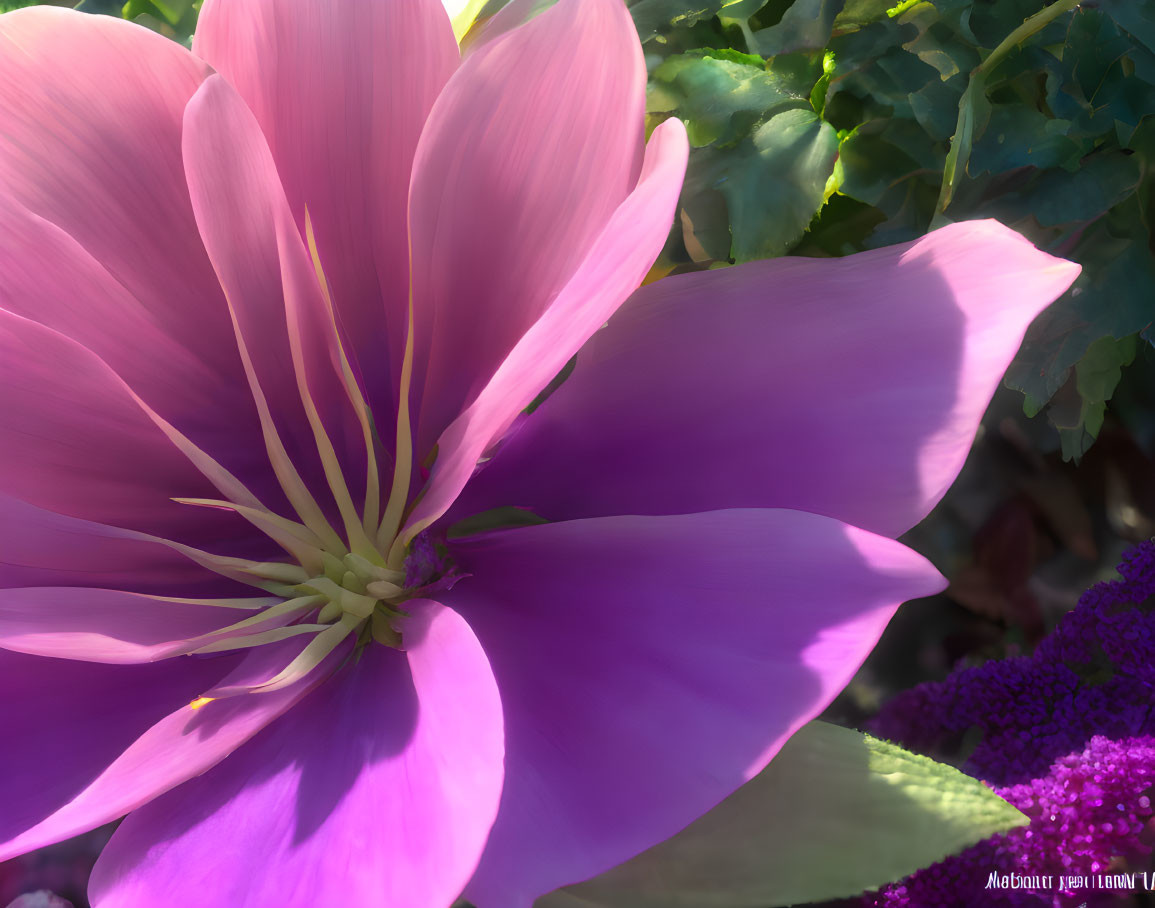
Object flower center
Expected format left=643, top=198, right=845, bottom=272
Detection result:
left=173, top=213, right=439, bottom=702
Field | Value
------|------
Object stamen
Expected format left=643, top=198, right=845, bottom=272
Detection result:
left=142, top=536, right=299, bottom=598
left=317, top=600, right=343, bottom=624
left=177, top=594, right=325, bottom=654
left=123, top=386, right=268, bottom=513
left=241, top=613, right=361, bottom=695
left=239, top=562, right=310, bottom=584
left=305, top=209, right=384, bottom=537
left=340, top=570, right=368, bottom=595
left=173, top=498, right=326, bottom=574
left=342, top=553, right=404, bottom=585
left=220, top=288, right=348, bottom=556
left=299, top=577, right=378, bottom=619
left=380, top=298, right=417, bottom=564
left=275, top=215, right=381, bottom=563
left=189, top=697, right=215, bottom=710
left=189, top=622, right=330, bottom=654
left=365, top=579, right=404, bottom=600
left=371, top=611, right=402, bottom=647
left=145, top=595, right=278, bottom=610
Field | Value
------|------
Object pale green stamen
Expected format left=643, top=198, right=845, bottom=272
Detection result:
left=163, top=219, right=435, bottom=709
left=379, top=297, right=417, bottom=563
left=221, top=289, right=349, bottom=556
left=305, top=209, right=384, bottom=537
left=275, top=215, right=381, bottom=563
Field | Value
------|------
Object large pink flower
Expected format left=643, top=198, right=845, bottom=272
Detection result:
left=0, top=1, right=1078, bottom=906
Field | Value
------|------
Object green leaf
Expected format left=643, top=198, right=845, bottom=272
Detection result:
left=1004, top=196, right=1155, bottom=428
left=718, top=107, right=838, bottom=260
left=1099, top=0, right=1155, bottom=55
left=628, top=0, right=731, bottom=43
left=536, top=722, right=1027, bottom=908
left=832, top=0, right=893, bottom=31
left=649, top=52, right=805, bottom=147
left=1025, top=152, right=1140, bottom=227
left=968, top=106, right=1084, bottom=174
left=1052, top=334, right=1138, bottom=460
left=751, top=0, right=846, bottom=56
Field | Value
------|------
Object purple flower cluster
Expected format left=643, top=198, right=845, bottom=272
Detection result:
left=862, top=542, right=1155, bottom=906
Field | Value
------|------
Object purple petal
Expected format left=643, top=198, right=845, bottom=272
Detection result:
left=0, top=495, right=241, bottom=596
left=402, top=118, right=688, bottom=540
left=181, top=74, right=370, bottom=515
left=0, top=588, right=262, bottom=664
left=408, top=0, right=651, bottom=453
left=90, top=602, right=503, bottom=908
left=0, top=649, right=239, bottom=855
left=0, top=195, right=274, bottom=506
left=454, top=221, right=1081, bottom=538
left=0, top=309, right=251, bottom=546
left=0, top=10, right=273, bottom=484
left=0, top=639, right=336, bottom=862
left=194, top=0, right=458, bottom=425
left=440, top=509, right=944, bottom=905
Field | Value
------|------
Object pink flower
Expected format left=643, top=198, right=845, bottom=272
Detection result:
left=0, top=1, right=1079, bottom=906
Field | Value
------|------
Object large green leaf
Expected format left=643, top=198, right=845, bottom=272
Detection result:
left=1005, top=197, right=1155, bottom=424
left=536, top=722, right=1027, bottom=908
left=751, top=0, right=846, bottom=56
left=649, top=52, right=807, bottom=147
left=1050, top=334, right=1138, bottom=461
left=718, top=107, right=838, bottom=260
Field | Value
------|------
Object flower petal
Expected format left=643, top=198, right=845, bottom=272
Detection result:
left=0, top=649, right=238, bottom=855
left=0, top=588, right=273, bottom=664
left=0, top=495, right=237, bottom=596
left=0, top=196, right=279, bottom=513
left=181, top=74, right=371, bottom=525
left=402, top=118, right=688, bottom=541
left=408, top=0, right=650, bottom=452
left=0, top=10, right=249, bottom=428
left=441, top=509, right=944, bottom=905
left=0, top=640, right=335, bottom=862
left=193, top=0, right=458, bottom=422
left=90, top=602, right=504, bottom=908
left=0, top=308, right=250, bottom=545
left=455, top=221, right=1081, bottom=538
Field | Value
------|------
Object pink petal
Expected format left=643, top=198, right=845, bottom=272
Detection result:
left=181, top=74, right=366, bottom=512
left=0, top=495, right=240, bottom=596
left=0, top=648, right=239, bottom=854
left=455, top=221, right=1081, bottom=538
left=193, top=0, right=458, bottom=424
left=0, top=588, right=266, bottom=664
left=90, top=602, right=504, bottom=908
left=408, top=0, right=650, bottom=453
left=0, top=10, right=248, bottom=426
left=402, top=118, right=688, bottom=540
left=0, top=196, right=279, bottom=514
left=0, top=308, right=249, bottom=546
left=0, top=639, right=336, bottom=862
left=441, top=509, right=944, bottom=905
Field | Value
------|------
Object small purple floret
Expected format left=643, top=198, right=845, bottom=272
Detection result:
left=863, top=542, right=1155, bottom=906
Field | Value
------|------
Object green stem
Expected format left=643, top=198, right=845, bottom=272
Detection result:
left=980, top=0, right=1081, bottom=76
left=936, top=0, right=1081, bottom=214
